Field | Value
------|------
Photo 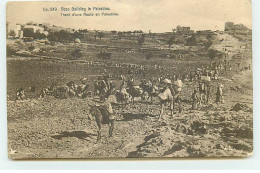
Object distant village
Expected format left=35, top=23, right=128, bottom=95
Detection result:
left=6, top=21, right=74, bottom=39
left=6, top=20, right=251, bottom=42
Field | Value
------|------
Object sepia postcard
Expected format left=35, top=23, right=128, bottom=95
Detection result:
left=6, top=0, right=252, bottom=159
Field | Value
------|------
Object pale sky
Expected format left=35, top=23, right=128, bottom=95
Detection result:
left=6, top=0, right=252, bottom=33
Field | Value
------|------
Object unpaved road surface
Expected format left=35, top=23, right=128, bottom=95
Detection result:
left=8, top=71, right=253, bottom=159
left=7, top=32, right=253, bottom=159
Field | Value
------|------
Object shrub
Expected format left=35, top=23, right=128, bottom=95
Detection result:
left=6, top=45, right=16, bottom=56
left=146, top=53, right=153, bottom=60
left=28, top=45, right=35, bottom=51
left=70, top=48, right=83, bottom=59
left=96, top=52, right=112, bottom=60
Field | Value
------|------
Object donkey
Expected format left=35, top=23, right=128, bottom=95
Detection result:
left=89, top=104, right=114, bottom=142
left=126, top=80, right=143, bottom=104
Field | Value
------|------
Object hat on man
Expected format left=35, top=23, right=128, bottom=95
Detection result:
left=163, top=78, right=171, bottom=84
left=17, top=88, right=24, bottom=93
left=107, top=95, right=117, bottom=103
left=81, top=77, right=87, bottom=82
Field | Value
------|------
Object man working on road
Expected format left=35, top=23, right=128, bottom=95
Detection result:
left=191, top=89, right=200, bottom=110
left=16, top=87, right=26, bottom=101
left=158, top=78, right=174, bottom=119
left=216, top=84, right=224, bottom=104
left=95, top=95, right=117, bottom=122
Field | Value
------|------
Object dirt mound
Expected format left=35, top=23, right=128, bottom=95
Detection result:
left=163, top=141, right=184, bottom=156
left=221, top=125, right=253, bottom=139
left=199, top=104, right=216, bottom=111
left=175, top=120, right=207, bottom=136
left=231, top=103, right=252, bottom=112
left=190, top=120, right=207, bottom=135
left=186, top=145, right=206, bottom=157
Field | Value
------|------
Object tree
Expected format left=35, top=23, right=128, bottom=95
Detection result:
left=23, top=29, right=35, bottom=38
left=186, top=34, right=196, bottom=46
left=138, top=34, right=145, bottom=47
left=9, top=30, right=16, bottom=38
left=94, top=30, right=98, bottom=40
left=207, top=34, right=212, bottom=39
left=111, top=30, right=117, bottom=34
left=203, top=40, right=213, bottom=50
left=79, top=29, right=88, bottom=34
left=47, top=30, right=74, bottom=42
left=6, top=45, right=16, bottom=56
left=117, top=32, right=123, bottom=39
left=167, top=36, right=175, bottom=49
left=34, top=30, right=46, bottom=39
left=208, top=49, right=219, bottom=63
left=58, top=30, right=73, bottom=42
left=73, top=31, right=83, bottom=39
left=98, top=32, right=104, bottom=40
left=47, top=31, right=59, bottom=42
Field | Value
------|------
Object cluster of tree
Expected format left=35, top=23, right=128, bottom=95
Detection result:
left=94, top=31, right=105, bottom=40
left=117, top=32, right=123, bottom=39
left=138, top=34, right=145, bottom=47
left=112, top=30, right=145, bottom=42
left=23, top=30, right=46, bottom=39
left=167, top=36, right=175, bottom=49
left=132, top=30, right=143, bottom=35
left=111, top=30, right=143, bottom=35
left=9, top=30, right=16, bottom=38
left=78, top=29, right=88, bottom=34
left=185, top=34, right=213, bottom=49
left=111, top=30, right=144, bottom=39
left=208, top=49, right=224, bottom=62
left=186, top=35, right=197, bottom=46
left=203, top=40, right=213, bottom=50
left=47, top=30, right=84, bottom=42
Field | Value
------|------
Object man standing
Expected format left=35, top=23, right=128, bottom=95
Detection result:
left=199, top=81, right=206, bottom=104
left=158, top=79, right=174, bottom=119
left=16, top=87, right=25, bottom=101
left=172, top=78, right=183, bottom=114
left=216, top=84, right=224, bottom=104
left=191, top=89, right=200, bottom=110
left=97, top=96, right=116, bottom=121
left=206, top=81, right=211, bottom=103
left=189, top=70, right=193, bottom=82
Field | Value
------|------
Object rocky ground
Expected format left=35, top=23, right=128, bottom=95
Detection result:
left=7, top=32, right=253, bottom=159
left=7, top=69, right=253, bottom=159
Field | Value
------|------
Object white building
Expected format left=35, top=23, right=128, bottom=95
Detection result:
left=7, top=23, right=23, bottom=38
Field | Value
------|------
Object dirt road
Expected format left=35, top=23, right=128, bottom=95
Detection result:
left=8, top=69, right=253, bottom=159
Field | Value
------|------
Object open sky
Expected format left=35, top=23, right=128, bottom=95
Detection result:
left=6, top=0, right=252, bottom=33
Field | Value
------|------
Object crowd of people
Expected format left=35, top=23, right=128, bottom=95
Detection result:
left=13, top=56, right=252, bottom=120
